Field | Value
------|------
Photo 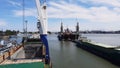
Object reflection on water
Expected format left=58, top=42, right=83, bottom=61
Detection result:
left=48, top=34, right=119, bottom=68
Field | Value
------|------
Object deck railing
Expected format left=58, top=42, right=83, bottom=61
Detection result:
left=0, top=45, right=23, bottom=64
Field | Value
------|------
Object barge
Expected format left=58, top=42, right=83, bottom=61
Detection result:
left=74, top=40, right=120, bottom=66
left=58, top=22, right=79, bottom=41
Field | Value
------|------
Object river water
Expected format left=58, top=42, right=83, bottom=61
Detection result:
left=82, top=34, right=120, bottom=46
left=48, top=34, right=119, bottom=68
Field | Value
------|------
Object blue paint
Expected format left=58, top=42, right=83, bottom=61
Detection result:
left=40, top=34, right=50, bottom=63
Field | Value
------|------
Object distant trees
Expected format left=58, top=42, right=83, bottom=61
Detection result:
left=80, top=30, right=120, bottom=34
left=47, top=31, right=52, bottom=34
left=0, top=30, right=19, bottom=36
left=0, top=30, right=3, bottom=35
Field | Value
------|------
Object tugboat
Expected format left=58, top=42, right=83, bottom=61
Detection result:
left=58, top=21, right=79, bottom=41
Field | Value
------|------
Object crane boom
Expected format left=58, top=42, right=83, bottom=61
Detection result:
left=35, top=0, right=47, bottom=34
left=35, top=0, right=50, bottom=64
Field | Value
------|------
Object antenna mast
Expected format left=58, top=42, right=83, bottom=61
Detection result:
left=23, top=0, right=25, bottom=33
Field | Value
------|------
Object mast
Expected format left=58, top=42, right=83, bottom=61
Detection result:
left=23, top=0, right=25, bottom=34
left=35, top=0, right=50, bottom=64
left=76, top=19, right=79, bottom=33
left=76, top=22, right=79, bottom=32
left=60, top=20, right=63, bottom=33
left=25, top=20, right=28, bottom=38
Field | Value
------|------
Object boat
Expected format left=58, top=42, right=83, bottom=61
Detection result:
left=74, top=39, right=120, bottom=66
left=0, top=0, right=52, bottom=68
left=57, top=22, right=80, bottom=41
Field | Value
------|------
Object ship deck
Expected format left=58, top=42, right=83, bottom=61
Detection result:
left=0, top=42, right=44, bottom=68
left=0, top=61, right=44, bottom=68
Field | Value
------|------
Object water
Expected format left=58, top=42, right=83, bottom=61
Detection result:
left=48, top=34, right=119, bottom=68
left=0, top=36, right=22, bottom=47
left=9, top=36, right=23, bottom=45
left=82, top=34, right=120, bottom=46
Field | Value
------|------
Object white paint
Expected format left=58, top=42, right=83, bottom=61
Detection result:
left=35, top=0, right=47, bottom=34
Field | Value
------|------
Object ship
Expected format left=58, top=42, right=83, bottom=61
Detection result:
left=0, top=0, right=52, bottom=68
left=57, top=21, right=80, bottom=41
left=73, top=38, right=120, bottom=66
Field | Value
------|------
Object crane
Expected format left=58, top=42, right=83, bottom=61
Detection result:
left=35, top=0, right=50, bottom=65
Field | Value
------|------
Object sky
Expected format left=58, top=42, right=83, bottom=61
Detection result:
left=0, top=0, right=120, bottom=32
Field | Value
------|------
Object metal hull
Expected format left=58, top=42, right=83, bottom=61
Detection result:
left=74, top=41, right=120, bottom=66
left=58, top=34, right=79, bottom=41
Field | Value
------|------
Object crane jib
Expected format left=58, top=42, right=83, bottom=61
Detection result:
left=35, top=0, right=50, bottom=64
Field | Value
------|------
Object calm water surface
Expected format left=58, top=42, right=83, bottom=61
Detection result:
left=82, top=34, right=120, bottom=46
left=48, top=34, right=119, bottom=68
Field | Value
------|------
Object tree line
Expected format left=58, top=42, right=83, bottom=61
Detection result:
left=0, top=30, right=19, bottom=36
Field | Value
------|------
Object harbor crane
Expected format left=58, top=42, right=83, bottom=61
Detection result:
left=35, top=0, right=50, bottom=65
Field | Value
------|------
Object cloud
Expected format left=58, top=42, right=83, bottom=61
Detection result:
left=8, top=0, right=22, bottom=7
left=0, top=20, right=7, bottom=26
left=79, top=0, right=120, bottom=8
left=89, top=7, right=120, bottom=22
left=48, top=0, right=120, bottom=23
left=8, top=0, right=120, bottom=31
left=13, top=8, right=37, bottom=17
